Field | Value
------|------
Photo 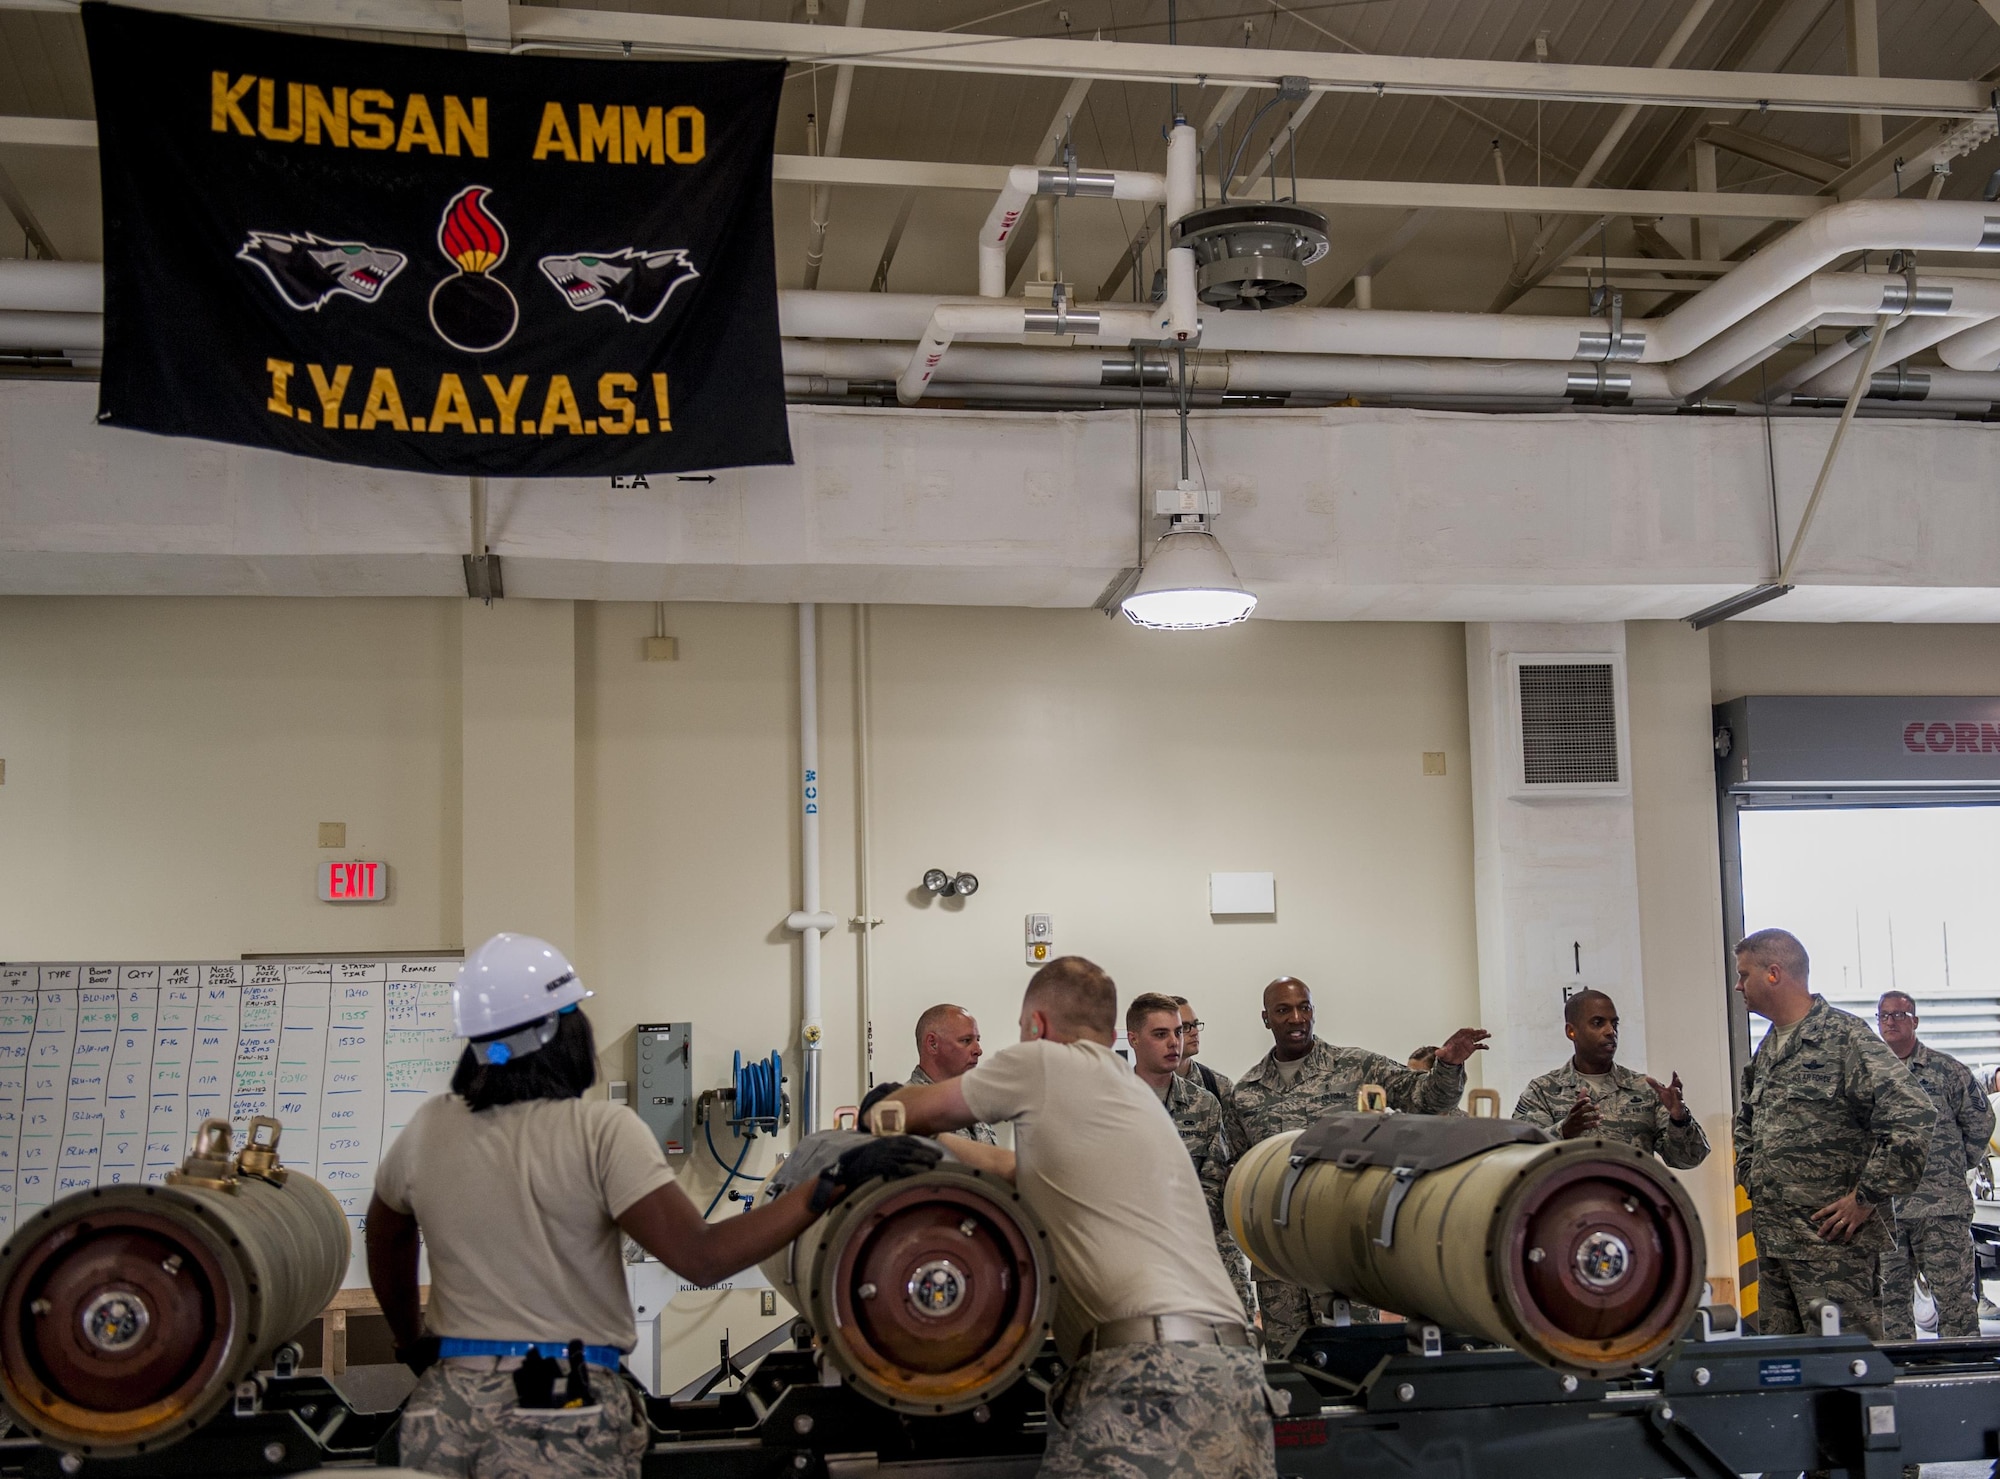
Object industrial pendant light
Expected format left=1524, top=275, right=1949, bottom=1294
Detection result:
left=1121, top=348, right=1257, bottom=629
left=1121, top=516, right=1257, bottom=629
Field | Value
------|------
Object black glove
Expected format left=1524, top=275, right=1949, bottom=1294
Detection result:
left=811, top=1135, right=941, bottom=1213
left=857, top=1082, right=904, bottom=1124
left=395, top=1335, right=441, bottom=1377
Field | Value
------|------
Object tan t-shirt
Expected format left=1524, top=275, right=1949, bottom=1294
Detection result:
left=375, top=1094, right=677, bottom=1351
left=958, top=1038, right=1244, bottom=1356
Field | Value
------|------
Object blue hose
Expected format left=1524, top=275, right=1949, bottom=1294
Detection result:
left=702, top=1120, right=755, bottom=1218
left=732, top=1049, right=783, bottom=1123
left=703, top=1050, right=782, bottom=1217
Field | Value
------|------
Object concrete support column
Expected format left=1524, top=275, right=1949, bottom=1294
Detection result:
left=1627, top=620, right=1739, bottom=1296
left=1471, top=619, right=1738, bottom=1298
left=1466, top=622, right=1648, bottom=1104
left=461, top=599, right=576, bottom=949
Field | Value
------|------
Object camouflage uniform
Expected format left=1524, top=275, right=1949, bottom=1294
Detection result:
left=1184, top=1061, right=1234, bottom=1104
left=397, top=1360, right=650, bottom=1479
left=1882, top=1040, right=1994, bottom=1339
left=1041, top=1340, right=1278, bottom=1479
left=1223, top=1039, right=1465, bottom=1355
left=1512, top=1060, right=1711, bottom=1168
left=1163, top=1072, right=1255, bottom=1320
left=1733, top=996, right=1936, bottom=1341
left=909, top=1065, right=998, bottom=1145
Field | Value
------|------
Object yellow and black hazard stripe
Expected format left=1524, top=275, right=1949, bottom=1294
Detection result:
left=1736, top=1183, right=1759, bottom=1334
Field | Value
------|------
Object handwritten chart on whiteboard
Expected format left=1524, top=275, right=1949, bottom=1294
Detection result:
left=0, top=959, right=462, bottom=1287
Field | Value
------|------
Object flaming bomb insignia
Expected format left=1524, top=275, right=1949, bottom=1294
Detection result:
left=237, top=231, right=406, bottom=312
left=537, top=248, right=701, bottom=325
left=428, top=186, right=519, bottom=354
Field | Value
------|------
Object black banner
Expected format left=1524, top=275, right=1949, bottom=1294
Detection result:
left=84, top=3, right=791, bottom=477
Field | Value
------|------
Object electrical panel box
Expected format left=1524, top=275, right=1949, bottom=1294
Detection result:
left=635, top=1022, right=694, bottom=1155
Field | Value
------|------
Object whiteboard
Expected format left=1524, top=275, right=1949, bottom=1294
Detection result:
left=0, top=959, right=462, bottom=1288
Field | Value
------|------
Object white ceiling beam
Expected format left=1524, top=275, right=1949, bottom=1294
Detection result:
left=0, top=116, right=95, bottom=147
left=1701, top=122, right=1843, bottom=184
left=1844, top=0, right=1883, bottom=164
left=459, top=0, right=508, bottom=51
left=1, top=0, right=1988, bottom=117
left=506, top=6, right=2000, bottom=117
left=1237, top=92, right=1322, bottom=195
left=772, top=154, right=1824, bottom=219
left=0, top=117, right=1838, bottom=221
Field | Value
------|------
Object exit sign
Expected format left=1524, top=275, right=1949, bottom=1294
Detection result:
left=318, top=860, right=389, bottom=902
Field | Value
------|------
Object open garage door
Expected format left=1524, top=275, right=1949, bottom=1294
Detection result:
left=1717, top=697, right=2000, bottom=1096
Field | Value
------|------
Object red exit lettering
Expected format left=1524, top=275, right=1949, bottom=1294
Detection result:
left=319, top=860, right=388, bottom=903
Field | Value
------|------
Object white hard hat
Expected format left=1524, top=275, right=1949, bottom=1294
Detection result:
left=453, top=933, right=592, bottom=1064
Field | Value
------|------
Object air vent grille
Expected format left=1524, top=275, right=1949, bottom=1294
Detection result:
left=1518, top=662, right=1620, bottom=785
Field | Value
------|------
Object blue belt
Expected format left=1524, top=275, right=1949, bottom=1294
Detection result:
left=437, top=1337, right=624, bottom=1370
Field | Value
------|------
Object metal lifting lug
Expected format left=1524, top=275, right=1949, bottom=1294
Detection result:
left=167, top=1118, right=239, bottom=1192
left=233, top=1116, right=290, bottom=1187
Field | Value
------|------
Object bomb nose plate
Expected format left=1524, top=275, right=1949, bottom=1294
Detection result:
left=908, top=1260, right=966, bottom=1317
left=1573, top=1232, right=1631, bottom=1290
left=80, top=1289, right=151, bottom=1353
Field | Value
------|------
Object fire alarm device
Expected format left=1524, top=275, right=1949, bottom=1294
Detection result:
left=1025, top=914, right=1053, bottom=965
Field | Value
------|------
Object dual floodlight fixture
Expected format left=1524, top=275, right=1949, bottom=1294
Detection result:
left=922, top=868, right=980, bottom=899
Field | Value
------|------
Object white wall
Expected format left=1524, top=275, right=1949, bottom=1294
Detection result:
left=19, top=593, right=1941, bottom=1362
left=0, top=595, right=1483, bottom=1385
left=1711, top=622, right=2000, bottom=698
left=0, top=596, right=461, bottom=958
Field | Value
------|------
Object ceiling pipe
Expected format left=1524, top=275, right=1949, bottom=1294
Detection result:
left=1637, top=199, right=2000, bottom=361
left=0, top=262, right=102, bottom=315
left=1784, top=289, right=2000, bottom=401
left=6, top=196, right=1999, bottom=396
left=1662, top=271, right=1967, bottom=399
left=1937, top=317, right=2000, bottom=371
left=789, top=340, right=1676, bottom=402
left=907, top=123, right=1198, bottom=403
left=978, top=166, right=1166, bottom=298
left=1762, top=314, right=1960, bottom=401
left=894, top=301, right=1162, bottom=404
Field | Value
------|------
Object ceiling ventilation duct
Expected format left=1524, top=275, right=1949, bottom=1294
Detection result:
left=1170, top=203, right=1329, bottom=311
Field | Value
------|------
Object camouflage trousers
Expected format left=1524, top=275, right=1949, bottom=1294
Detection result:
left=398, top=1361, right=650, bottom=1479
left=1883, top=1214, right=1981, bottom=1339
left=1217, top=1236, right=1256, bottom=1324
left=1042, top=1341, right=1280, bottom=1479
left=1756, top=1241, right=1885, bottom=1342
left=1253, top=1280, right=1378, bottom=1359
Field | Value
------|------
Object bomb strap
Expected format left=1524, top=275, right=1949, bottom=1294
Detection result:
left=1273, top=1112, right=1552, bottom=1243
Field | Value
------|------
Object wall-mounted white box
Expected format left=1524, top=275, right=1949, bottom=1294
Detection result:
left=1210, top=872, right=1276, bottom=915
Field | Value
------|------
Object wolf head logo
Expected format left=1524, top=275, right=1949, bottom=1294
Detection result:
left=537, top=248, right=700, bottom=325
left=237, top=232, right=407, bottom=312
